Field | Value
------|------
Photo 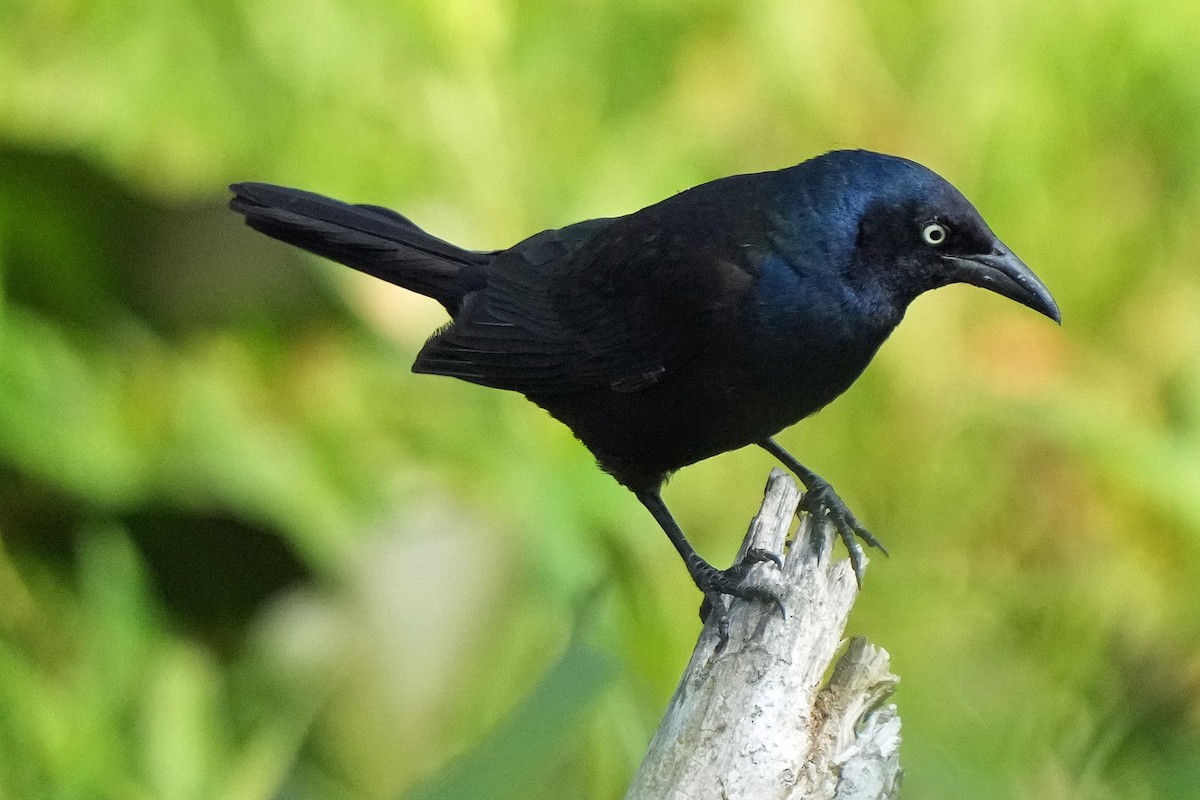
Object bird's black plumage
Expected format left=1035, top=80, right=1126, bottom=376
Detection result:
left=231, top=150, right=1060, bottom=641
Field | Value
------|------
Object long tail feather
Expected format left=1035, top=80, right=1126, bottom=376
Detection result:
left=229, top=182, right=491, bottom=314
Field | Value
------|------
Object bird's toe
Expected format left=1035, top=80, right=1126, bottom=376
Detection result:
left=744, top=547, right=785, bottom=570
left=800, top=481, right=887, bottom=585
left=695, top=557, right=787, bottom=647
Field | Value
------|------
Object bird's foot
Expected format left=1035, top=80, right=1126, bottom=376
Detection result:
left=696, top=548, right=786, bottom=648
left=799, top=478, right=887, bottom=588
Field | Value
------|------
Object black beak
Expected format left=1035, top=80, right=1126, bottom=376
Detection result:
left=942, top=242, right=1061, bottom=324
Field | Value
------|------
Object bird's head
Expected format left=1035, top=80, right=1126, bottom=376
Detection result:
left=804, top=151, right=1061, bottom=325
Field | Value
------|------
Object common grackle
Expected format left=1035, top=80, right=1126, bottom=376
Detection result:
left=230, top=150, right=1060, bottom=640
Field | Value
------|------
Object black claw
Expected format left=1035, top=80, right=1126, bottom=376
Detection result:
left=851, top=522, right=888, bottom=555
left=741, top=582, right=787, bottom=619
left=837, top=527, right=867, bottom=588
left=765, top=590, right=787, bottom=621
left=703, top=594, right=732, bottom=648
left=744, top=547, right=784, bottom=570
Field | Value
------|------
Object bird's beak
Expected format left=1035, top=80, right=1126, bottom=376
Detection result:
left=942, top=243, right=1061, bottom=324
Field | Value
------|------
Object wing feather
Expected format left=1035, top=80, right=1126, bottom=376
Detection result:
left=413, top=192, right=762, bottom=393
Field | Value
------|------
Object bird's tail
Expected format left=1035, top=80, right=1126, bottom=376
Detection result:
left=229, top=182, right=491, bottom=314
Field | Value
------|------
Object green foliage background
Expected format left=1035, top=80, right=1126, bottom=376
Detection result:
left=2, top=0, right=1199, bottom=798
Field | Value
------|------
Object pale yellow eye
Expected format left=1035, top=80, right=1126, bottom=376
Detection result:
left=921, top=222, right=948, bottom=246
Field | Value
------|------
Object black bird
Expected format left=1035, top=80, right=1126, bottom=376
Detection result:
left=230, top=150, right=1060, bottom=639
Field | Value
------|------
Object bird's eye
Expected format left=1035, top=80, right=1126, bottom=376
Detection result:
left=921, top=222, right=948, bottom=246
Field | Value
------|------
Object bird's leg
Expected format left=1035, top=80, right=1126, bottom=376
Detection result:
left=759, top=437, right=887, bottom=587
left=636, top=489, right=785, bottom=647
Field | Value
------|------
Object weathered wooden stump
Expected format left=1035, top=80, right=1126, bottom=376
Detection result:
left=626, top=469, right=902, bottom=800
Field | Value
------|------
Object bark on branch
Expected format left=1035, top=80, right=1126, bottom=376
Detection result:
left=626, top=469, right=902, bottom=800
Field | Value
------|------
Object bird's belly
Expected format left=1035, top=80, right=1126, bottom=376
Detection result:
left=528, top=349, right=867, bottom=490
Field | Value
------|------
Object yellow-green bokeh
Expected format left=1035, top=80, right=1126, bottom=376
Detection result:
left=1, top=1, right=1199, bottom=798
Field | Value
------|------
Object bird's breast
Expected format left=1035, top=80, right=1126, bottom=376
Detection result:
left=742, top=257, right=896, bottom=417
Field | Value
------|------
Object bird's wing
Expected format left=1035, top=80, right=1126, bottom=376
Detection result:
left=413, top=211, right=757, bottom=394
